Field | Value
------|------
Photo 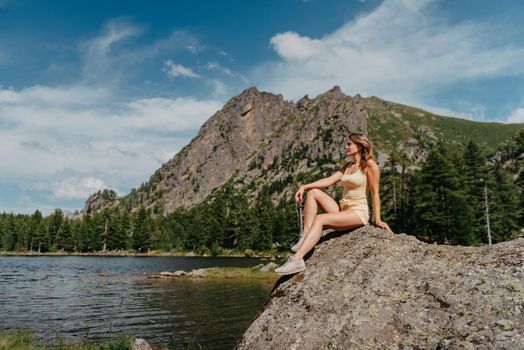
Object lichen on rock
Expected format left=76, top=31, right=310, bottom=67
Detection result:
left=236, top=226, right=524, bottom=349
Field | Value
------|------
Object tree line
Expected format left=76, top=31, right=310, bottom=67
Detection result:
left=0, top=183, right=298, bottom=255
left=380, top=133, right=524, bottom=245
left=1, top=133, right=523, bottom=254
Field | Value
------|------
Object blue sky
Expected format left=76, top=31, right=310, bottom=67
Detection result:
left=1, top=0, right=524, bottom=215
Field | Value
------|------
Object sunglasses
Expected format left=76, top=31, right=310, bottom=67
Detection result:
left=349, top=132, right=363, bottom=137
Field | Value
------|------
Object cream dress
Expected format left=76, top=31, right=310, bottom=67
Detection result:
left=339, top=165, right=370, bottom=225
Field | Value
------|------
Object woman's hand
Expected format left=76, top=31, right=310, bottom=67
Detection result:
left=375, top=219, right=393, bottom=233
left=295, top=186, right=305, bottom=203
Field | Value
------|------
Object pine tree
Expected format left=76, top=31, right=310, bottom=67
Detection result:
left=273, top=198, right=299, bottom=249
left=31, top=210, right=47, bottom=252
left=47, top=209, right=64, bottom=250
left=1, top=214, right=16, bottom=251
left=107, top=209, right=126, bottom=250
left=84, top=212, right=102, bottom=251
left=58, top=219, right=74, bottom=252
left=132, top=207, right=149, bottom=252
left=120, top=211, right=132, bottom=250
left=462, top=140, right=489, bottom=242
left=516, top=162, right=524, bottom=229
left=413, top=143, right=476, bottom=245
left=489, top=162, right=520, bottom=242
left=254, top=194, right=275, bottom=251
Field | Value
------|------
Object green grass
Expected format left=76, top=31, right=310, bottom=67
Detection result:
left=200, top=267, right=278, bottom=280
left=0, top=330, right=133, bottom=350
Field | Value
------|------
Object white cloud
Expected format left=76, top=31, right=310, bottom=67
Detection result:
left=163, top=59, right=200, bottom=78
left=126, top=96, right=221, bottom=130
left=506, top=108, right=524, bottom=123
left=49, top=177, right=107, bottom=200
left=269, top=32, right=322, bottom=61
left=206, top=61, right=235, bottom=77
left=208, top=79, right=228, bottom=98
left=257, top=0, right=524, bottom=110
left=0, top=84, right=222, bottom=212
left=80, top=18, right=143, bottom=82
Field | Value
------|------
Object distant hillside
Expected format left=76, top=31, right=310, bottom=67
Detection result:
left=76, top=87, right=524, bottom=217
left=364, top=96, right=522, bottom=161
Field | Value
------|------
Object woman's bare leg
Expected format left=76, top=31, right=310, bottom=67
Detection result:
left=293, top=211, right=363, bottom=261
left=303, top=189, right=340, bottom=236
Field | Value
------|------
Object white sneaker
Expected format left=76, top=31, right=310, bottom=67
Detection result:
left=291, top=235, right=305, bottom=252
left=275, top=256, right=306, bottom=275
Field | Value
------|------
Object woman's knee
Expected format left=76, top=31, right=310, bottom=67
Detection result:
left=313, top=214, right=326, bottom=226
left=308, top=188, right=323, bottom=199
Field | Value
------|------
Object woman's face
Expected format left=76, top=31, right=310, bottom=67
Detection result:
left=345, top=139, right=359, bottom=157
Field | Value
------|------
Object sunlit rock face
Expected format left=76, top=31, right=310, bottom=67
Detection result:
left=237, top=226, right=524, bottom=349
left=80, top=86, right=368, bottom=215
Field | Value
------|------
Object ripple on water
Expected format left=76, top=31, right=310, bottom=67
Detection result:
left=0, top=256, right=272, bottom=349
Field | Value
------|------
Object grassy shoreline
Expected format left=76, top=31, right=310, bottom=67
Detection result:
left=0, top=330, right=134, bottom=350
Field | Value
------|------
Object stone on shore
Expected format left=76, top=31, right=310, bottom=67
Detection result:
left=133, top=338, right=153, bottom=350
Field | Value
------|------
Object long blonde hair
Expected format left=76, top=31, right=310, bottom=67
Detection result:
left=348, top=132, right=374, bottom=172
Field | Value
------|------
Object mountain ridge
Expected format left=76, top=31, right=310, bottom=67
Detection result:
left=75, top=86, right=524, bottom=217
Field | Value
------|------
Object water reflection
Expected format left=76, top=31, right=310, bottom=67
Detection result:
left=0, top=256, right=273, bottom=349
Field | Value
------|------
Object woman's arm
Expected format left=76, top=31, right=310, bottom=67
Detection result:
left=366, top=159, right=393, bottom=232
left=295, top=164, right=347, bottom=202
left=302, top=170, right=344, bottom=191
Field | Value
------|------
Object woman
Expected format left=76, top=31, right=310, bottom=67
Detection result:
left=275, top=133, right=393, bottom=275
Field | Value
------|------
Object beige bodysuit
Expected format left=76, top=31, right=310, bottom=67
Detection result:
left=339, top=164, right=370, bottom=225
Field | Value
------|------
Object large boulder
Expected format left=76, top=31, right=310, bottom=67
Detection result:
left=237, top=226, right=524, bottom=349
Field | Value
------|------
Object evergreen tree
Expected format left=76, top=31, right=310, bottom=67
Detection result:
left=253, top=194, right=275, bottom=251
left=1, top=214, right=16, bottom=251
left=57, top=219, right=74, bottom=252
left=222, top=184, right=247, bottom=249
left=489, top=163, right=520, bottom=242
left=31, top=210, right=47, bottom=252
left=47, top=209, right=64, bottom=250
left=516, top=162, right=524, bottom=229
left=462, top=140, right=489, bottom=242
left=413, top=143, right=476, bottom=245
left=107, top=209, right=126, bottom=250
left=146, top=215, right=161, bottom=250
left=120, top=211, right=132, bottom=250
left=17, top=216, right=32, bottom=251
left=132, top=207, right=149, bottom=252
left=273, top=198, right=299, bottom=248
left=90, top=212, right=104, bottom=251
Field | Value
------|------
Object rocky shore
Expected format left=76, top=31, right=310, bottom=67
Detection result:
left=237, top=226, right=524, bottom=349
left=144, top=262, right=279, bottom=279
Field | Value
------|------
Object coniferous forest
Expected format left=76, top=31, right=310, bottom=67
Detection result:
left=1, top=132, right=523, bottom=255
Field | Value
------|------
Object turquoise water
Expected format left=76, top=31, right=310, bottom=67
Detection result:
left=0, top=256, right=273, bottom=349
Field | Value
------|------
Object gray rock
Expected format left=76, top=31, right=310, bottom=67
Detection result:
left=260, top=262, right=279, bottom=272
left=132, top=338, right=153, bottom=350
left=251, top=263, right=265, bottom=270
left=236, top=226, right=524, bottom=349
left=190, top=268, right=208, bottom=277
left=159, top=271, right=176, bottom=277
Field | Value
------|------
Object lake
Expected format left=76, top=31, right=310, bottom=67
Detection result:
left=0, top=256, right=274, bottom=349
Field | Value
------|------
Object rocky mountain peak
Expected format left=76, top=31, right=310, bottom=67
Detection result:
left=77, top=86, right=523, bottom=217
left=77, top=86, right=369, bottom=216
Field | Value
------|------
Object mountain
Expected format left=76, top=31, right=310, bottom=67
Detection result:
left=236, top=226, right=524, bottom=349
left=76, top=86, right=524, bottom=217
